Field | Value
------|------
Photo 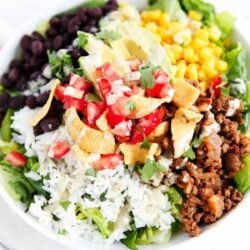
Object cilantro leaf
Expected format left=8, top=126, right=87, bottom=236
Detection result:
left=139, top=63, right=160, bottom=89
left=60, top=200, right=71, bottom=211
left=96, top=30, right=121, bottom=43
left=140, top=137, right=150, bottom=149
left=141, top=159, right=165, bottom=183
left=85, top=168, right=97, bottom=177
left=78, top=32, right=88, bottom=49
left=58, top=229, right=68, bottom=235
left=183, top=147, right=195, bottom=160
left=125, top=100, right=136, bottom=111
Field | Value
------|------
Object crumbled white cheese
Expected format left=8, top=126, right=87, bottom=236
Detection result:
left=200, top=111, right=220, bottom=138
left=226, top=99, right=241, bottom=117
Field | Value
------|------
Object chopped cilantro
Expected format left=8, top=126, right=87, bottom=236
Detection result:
left=78, top=32, right=88, bottom=49
left=140, top=137, right=150, bottom=149
left=221, top=86, right=230, bottom=96
left=58, top=229, right=68, bottom=235
left=60, top=200, right=71, bottom=211
left=140, top=159, right=165, bottom=183
left=183, top=147, right=195, bottom=160
left=86, top=93, right=100, bottom=102
left=85, top=168, right=97, bottom=177
left=125, top=100, right=136, bottom=111
left=139, top=63, right=160, bottom=89
left=75, top=67, right=84, bottom=76
left=96, top=30, right=121, bottom=43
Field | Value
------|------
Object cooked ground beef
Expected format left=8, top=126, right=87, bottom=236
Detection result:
left=175, top=94, right=250, bottom=237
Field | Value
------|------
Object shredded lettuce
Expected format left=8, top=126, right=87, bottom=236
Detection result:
left=76, top=204, right=112, bottom=238
left=0, top=162, right=35, bottom=205
left=1, top=109, right=14, bottom=142
left=216, top=11, right=236, bottom=39
left=82, top=0, right=107, bottom=8
left=234, top=154, right=250, bottom=193
left=147, top=0, right=188, bottom=21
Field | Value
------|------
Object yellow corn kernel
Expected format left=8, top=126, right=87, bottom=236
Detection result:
left=176, top=60, right=187, bottom=79
left=141, top=10, right=162, bottom=22
left=192, top=37, right=209, bottom=50
left=216, top=60, right=228, bottom=72
left=183, top=47, right=198, bottom=63
left=166, top=49, right=176, bottom=64
left=208, top=26, right=221, bottom=41
left=172, top=44, right=183, bottom=60
left=169, top=22, right=182, bottom=35
left=189, top=10, right=203, bottom=21
left=207, top=69, right=219, bottom=79
left=182, top=34, right=192, bottom=46
left=158, top=13, right=170, bottom=27
left=195, top=29, right=209, bottom=41
left=201, top=58, right=215, bottom=74
left=199, top=81, right=208, bottom=92
left=154, top=34, right=162, bottom=43
left=186, top=63, right=199, bottom=81
left=188, top=20, right=202, bottom=31
left=198, top=71, right=206, bottom=82
left=199, top=47, right=213, bottom=61
left=212, top=45, right=223, bottom=58
left=161, top=31, right=172, bottom=44
left=144, top=22, right=158, bottom=34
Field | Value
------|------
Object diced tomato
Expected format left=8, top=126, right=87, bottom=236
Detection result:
left=124, top=85, right=145, bottom=97
left=146, top=70, right=173, bottom=98
left=211, top=76, right=222, bottom=97
left=115, top=135, right=131, bottom=143
left=131, top=107, right=165, bottom=144
left=5, top=151, right=27, bottom=167
left=112, top=120, right=132, bottom=137
left=63, top=96, right=85, bottom=111
left=84, top=101, right=106, bottom=127
left=97, top=78, right=112, bottom=100
left=106, top=105, right=124, bottom=127
left=96, top=63, right=121, bottom=83
left=55, top=85, right=67, bottom=102
left=69, top=73, right=92, bottom=92
left=129, top=58, right=141, bottom=71
left=94, top=154, right=123, bottom=171
left=51, top=141, right=71, bottom=159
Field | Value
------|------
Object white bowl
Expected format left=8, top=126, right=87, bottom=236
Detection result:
left=0, top=1, right=249, bottom=250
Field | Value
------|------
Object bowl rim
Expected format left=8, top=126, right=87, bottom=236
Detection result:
left=0, top=1, right=249, bottom=249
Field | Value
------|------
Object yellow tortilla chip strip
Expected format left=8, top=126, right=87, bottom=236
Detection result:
left=172, top=79, right=200, bottom=109
left=96, top=111, right=110, bottom=131
left=64, top=108, right=115, bottom=154
left=171, top=108, right=203, bottom=158
left=148, top=122, right=169, bottom=142
left=127, top=95, right=170, bottom=119
left=119, top=142, right=160, bottom=165
left=31, top=80, right=60, bottom=126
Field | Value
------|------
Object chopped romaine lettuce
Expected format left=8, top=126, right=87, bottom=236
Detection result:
left=234, top=153, right=250, bottom=193
left=77, top=31, right=88, bottom=49
left=147, top=0, right=188, bottom=21
left=215, top=11, right=236, bottom=39
left=0, top=162, right=35, bottom=205
left=1, top=109, right=14, bottom=142
left=179, top=0, right=215, bottom=25
left=76, top=204, right=112, bottom=238
left=0, top=140, right=19, bottom=155
left=26, top=157, right=40, bottom=172
left=36, top=20, right=50, bottom=37
left=82, top=0, right=107, bottom=8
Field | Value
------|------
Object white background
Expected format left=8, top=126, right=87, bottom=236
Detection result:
left=0, top=1, right=250, bottom=250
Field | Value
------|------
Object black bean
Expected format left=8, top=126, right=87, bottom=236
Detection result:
left=77, top=7, right=87, bottom=22
left=23, top=63, right=32, bottom=73
left=31, top=40, right=44, bottom=55
left=30, top=57, right=45, bottom=69
left=86, top=19, right=96, bottom=27
left=62, top=34, right=71, bottom=44
left=60, top=16, right=70, bottom=29
left=20, top=35, right=32, bottom=51
left=44, top=41, right=53, bottom=50
left=16, top=77, right=27, bottom=91
left=67, top=16, right=81, bottom=34
left=82, top=25, right=92, bottom=32
left=21, top=51, right=32, bottom=62
left=9, top=59, right=23, bottom=70
left=40, top=117, right=60, bottom=132
left=87, top=7, right=103, bottom=19
left=33, top=124, right=43, bottom=136
left=1, top=73, right=12, bottom=88
left=0, top=93, right=10, bottom=112
left=8, top=68, right=20, bottom=83
left=30, top=71, right=41, bottom=81
left=26, top=95, right=37, bottom=109
left=36, top=91, right=49, bottom=106
left=10, top=96, right=26, bottom=110
left=46, top=27, right=58, bottom=38
left=31, top=31, right=45, bottom=41
left=69, top=49, right=81, bottom=60
left=50, top=17, right=60, bottom=27
left=53, top=35, right=63, bottom=51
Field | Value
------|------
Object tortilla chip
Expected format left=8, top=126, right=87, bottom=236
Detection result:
left=31, top=80, right=60, bottom=126
left=96, top=111, right=110, bottom=131
left=119, top=142, right=160, bottom=165
left=171, top=108, right=203, bottom=158
left=172, top=79, right=200, bottom=109
left=72, top=145, right=89, bottom=162
left=148, top=122, right=169, bottom=142
left=64, top=108, right=115, bottom=154
left=127, top=95, right=169, bottom=119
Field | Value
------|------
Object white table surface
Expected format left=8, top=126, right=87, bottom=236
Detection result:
left=0, top=1, right=250, bottom=250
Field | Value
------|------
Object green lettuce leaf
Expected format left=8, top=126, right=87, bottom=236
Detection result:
left=82, top=0, right=107, bottom=8
left=1, top=109, right=14, bottom=142
left=147, top=0, right=188, bottom=21
left=0, top=140, right=20, bottom=155
left=0, top=163, right=35, bottom=205
left=234, top=153, right=250, bottom=193
left=215, top=11, right=236, bottom=39
left=76, top=204, right=112, bottom=238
